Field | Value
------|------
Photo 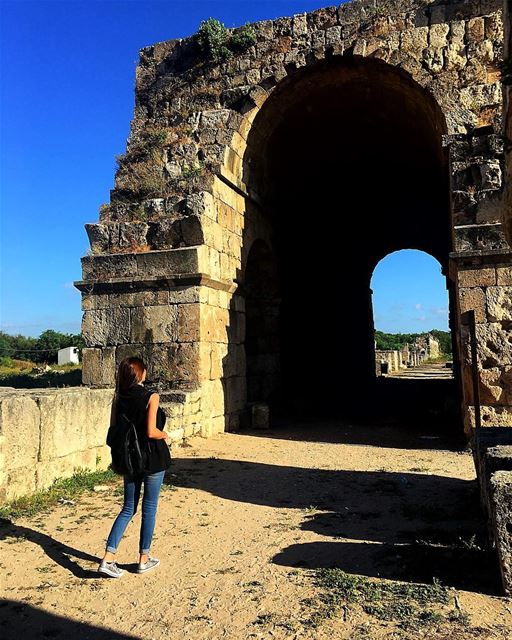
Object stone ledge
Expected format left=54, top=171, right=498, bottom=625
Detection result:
left=74, top=274, right=236, bottom=295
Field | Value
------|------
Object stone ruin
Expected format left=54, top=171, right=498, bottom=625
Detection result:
left=76, top=0, right=510, bottom=436
left=71, top=0, right=512, bottom=591
left=375, top=333, right=442, bottom=374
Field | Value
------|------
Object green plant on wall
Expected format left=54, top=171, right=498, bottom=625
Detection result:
left=196, top=18, right=256, bottom=62
left=182, top=161, right=204, bottom=178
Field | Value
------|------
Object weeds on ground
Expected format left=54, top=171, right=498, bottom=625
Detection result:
left=303, top=568, right=470, bottom=632
left=0, top=467, right=119, bottom=519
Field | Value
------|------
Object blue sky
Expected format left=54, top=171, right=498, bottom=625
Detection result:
left=371, top=250, right=449, bottom=333
left=1, top=0, right=449, bottom=337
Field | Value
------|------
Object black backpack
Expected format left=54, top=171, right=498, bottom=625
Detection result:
left=106, top=412, right=149, bottom=476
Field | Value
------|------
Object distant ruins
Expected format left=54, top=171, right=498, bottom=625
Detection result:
left=375, top=333, right=441, bottom=375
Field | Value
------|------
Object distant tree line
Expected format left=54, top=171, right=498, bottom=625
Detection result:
left=375, top=330, right=452, bottom=355
left=0, top=330, right=84, bottom=364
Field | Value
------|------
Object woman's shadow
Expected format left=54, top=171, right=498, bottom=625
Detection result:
left=0, top=517, right=104, bottom=578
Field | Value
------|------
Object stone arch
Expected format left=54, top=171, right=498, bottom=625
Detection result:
left=79, top=1, right=510, bottom=437
left=221, top=53, right=455, bottom=419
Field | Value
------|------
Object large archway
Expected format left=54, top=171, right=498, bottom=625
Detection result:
left=240, top=56, right=459, bottom=423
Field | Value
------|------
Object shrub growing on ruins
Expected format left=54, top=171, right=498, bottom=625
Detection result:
left=196, top=18, right=232, bottom=62
left=195, top=18, right=257, bottom=62
left=230, top=25, right=257, bottom=53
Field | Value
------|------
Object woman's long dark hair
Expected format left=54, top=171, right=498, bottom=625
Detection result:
left=115, top=357, right=146, bottom=399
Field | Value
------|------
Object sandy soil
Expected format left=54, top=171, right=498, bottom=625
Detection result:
left=1, top=421, right=512, bottom=640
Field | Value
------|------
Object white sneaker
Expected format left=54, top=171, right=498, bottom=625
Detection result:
left=137, top=556, right=160, bottom=574
left=98, top=560, right=124, bottom=578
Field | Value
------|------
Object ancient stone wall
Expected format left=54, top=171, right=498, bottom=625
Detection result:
left=0, top=388, right=111, bottom=501
left=76, top=0, right=510, bottom=436
left=503, top=0, right=512, bottom=244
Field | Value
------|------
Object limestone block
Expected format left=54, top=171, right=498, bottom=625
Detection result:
left=251, top=402, right=269, bottom=429
left=148, top=342, right=200, bottom=384
left=82, top=308, right=131, bottom=347
left=487, top=287, right=512, bottom=322
left=458, top=267, right=496, bottom=287
left=136, top=247, right=199, bottom=277
left=210, top=341, right=230, bottom=379
left=423, top=47, right=444, bottom=73
left=38, top=391, right=91, bottom=460
left=429, top=23, right=449, bottom=48
left=454, top=224, right=508, bottom=253
left=118, top=222, right=149, bottom=250
left=400, top=27, right=428, bottom=55
left=147, top=219, right=181, bottom=249
left=82, top=347, right=116, bottom=386
left=480, top=162, right=502, bottom=190
left=476, top=323, right=512, bottom=368
left=0, top=393, right=40, bottom=470
left=200, top=379, right=226, bottom=418
left=168, top=286, right=202, bottom=305
left=489, top=470, right=512, bottom=595
left=177, top=303, right=201, bottom=342
left=444, top=43, right=467, bottom=69
left=5, top=466, right=37, bottom=501
left=225, top=376, right=247, bottom=414
left=131, top=305, right=178, bottom=343
left=180, top=215, right=205, bottom=246
left=458, top=287, right=486, bottom=323
left=479, top=406, right=512, bottom=428
left=497, top=267, right=512, bottom=285
left=479, top=369, right=512, bottom=405
left=449, top=20, right=466, bottom=45
left=85, top=223, right=110, bottom=254
left=81, top=254, right=137, bottom=280
left=35, top=448, right=98, bottom=491
left=198, top=342, right=212, bottom=380
left=466, top=17, right=485, bottom=42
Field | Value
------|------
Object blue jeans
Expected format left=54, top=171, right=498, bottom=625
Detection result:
left=106, top=470, right=165, bottom=554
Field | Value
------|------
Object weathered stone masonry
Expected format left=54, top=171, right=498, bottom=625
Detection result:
left=75, top=0, right=511, bottom=438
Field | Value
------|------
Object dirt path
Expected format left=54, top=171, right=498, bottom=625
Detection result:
left=1, top=422, right=511, bottom=639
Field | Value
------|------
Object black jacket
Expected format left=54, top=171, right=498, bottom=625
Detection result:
left=114, top=384, right=171, bottom=474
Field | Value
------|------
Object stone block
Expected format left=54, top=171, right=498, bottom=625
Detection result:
left=81, top=254, right=137, bottom=280
left=136, top=248, right=199, bottom=277
left=35, top=448, right=98, bottom=491
left=251, top=402, right=269, bottom=429
left=489, top=470, right=512, bottom=595
left=458, top=267, right=496, bottom=288
left=0, top=393, right=40, bottom=470
left=131, top=305, right=178, bottom=343
left=177, top=303, right=201, bottom=342
left=486, top=287, right=512, bottom=321
left=82, top=308, right=131, bottom=346
left=476, top=323, right=512, bottom=368
left=38, top=390, right=93, bottom=460
left=497, top=267, right=512, bottom=285
left=82, top=347, right=116, bottom=386
left=458, top=287, right=486, bottom=323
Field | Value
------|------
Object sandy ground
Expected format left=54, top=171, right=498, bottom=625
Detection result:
left=1, top=420, right=512, bottom=640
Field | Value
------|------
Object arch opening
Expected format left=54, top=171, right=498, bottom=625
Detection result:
left=239, top=56, right=460, bottom=427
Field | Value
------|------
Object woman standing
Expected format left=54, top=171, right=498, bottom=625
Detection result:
left=98, top=357, right=171, bottom=578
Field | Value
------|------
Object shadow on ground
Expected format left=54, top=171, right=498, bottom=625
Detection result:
left=0, top=519, right=100, bottom=579
left=0, top=600, right=137, bottom=639
left=169, top=423, right=498, bottom=594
